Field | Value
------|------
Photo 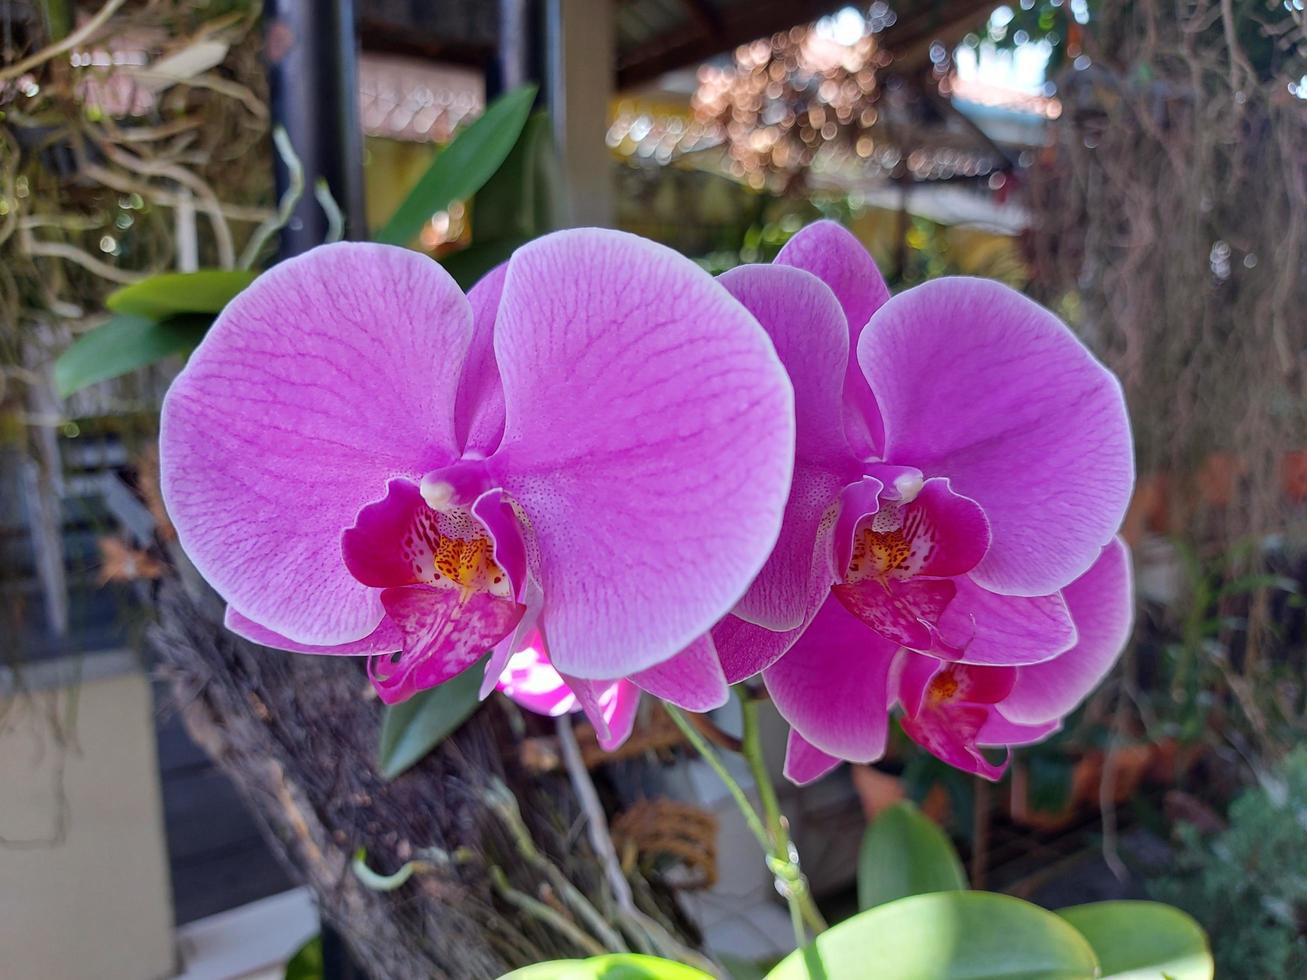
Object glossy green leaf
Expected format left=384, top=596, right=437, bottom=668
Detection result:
left=501, top=954, right=714, bottom=980
left=1057, top=901, right=1214, bottom=979
left=106, top=268, right=256, bottom=319
left=374, top=84, right=538, bottom=246
left=377, top=656, right=487, bottom=780
left=54, top=313, right=209, bottom=397
left=283, top=935, right=323, bottom=980
left=765, top=892, right=1100, bottom=980
left=858, top=801, right=967, bottom=910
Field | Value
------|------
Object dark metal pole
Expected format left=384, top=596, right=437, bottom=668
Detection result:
left=487, top=0, right=544, bottom=101
left=264, top=0, right=367, bottom=256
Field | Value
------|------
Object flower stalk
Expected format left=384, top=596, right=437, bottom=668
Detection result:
left=664, top=694, right=827, bottom=951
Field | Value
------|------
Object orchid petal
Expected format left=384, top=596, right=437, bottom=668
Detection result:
left=935, top=576, right=1077, bottom=667
left=497, top=643, right=579, bottom=716
left=999, top=539, right=1134, bottom=725
left=832, top=577, right=956, bottom=651
left=977, top=714, right=1060, bottom=747
left=488, top=229, right=795, bottom=678
left=631, top=635, right=729, bottom=711
left=370, top=584, right=523, bottom=704
left=764, top=596, right=895, bottom=762
left=160, top=243, right=470, bottom=644
left=784, top=730, right=844, bottom=785
left=712, top=563, right=831, bottom=683
left=456, top=262, right=508, bottom=456
left=859, top=277, right=1133, bottom=597
left=720, top=263, right=858, bottom=628
left=900, top=704, right=1009, bottom=781
left=224, top=604, right=402, bottom=655
left=562, top=676, right=641, bottom=751
left=776, top=220, right=890, bottom=456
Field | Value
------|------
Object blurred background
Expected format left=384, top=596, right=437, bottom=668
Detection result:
left=2, top=1, right=1306, bottom=978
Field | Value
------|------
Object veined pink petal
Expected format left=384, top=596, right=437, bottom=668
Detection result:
left=224, top=605, right=402, bottom=655
left=999, top=539, right=1134, bottom=725
left=776, top=220, right=890, bottom=457
left=832, top=577, right=956, bottom=651
left=488, top=229, right=795, bottom=679
left=764, top=596, right=895, bottom=763
left=712, top=556, right=833, bottom=683
left=562, top=675, right=641, bottom=750
left=631, top=635, right=729, bottom=711
left=859, top=277, right=1134, bottom=597
left=977, top=713, right=1060, bottom=747
left=900, top=704, right=1009, bottom=781
left=160, top=243, right=470, bottom=645
left=370, top=584, right=524, bottom=705
left=935, top=576, right=1077, bottom=667
left=784, top=730, right=843, bottom=785
left=456, top=262, right=508, bottom=456
left=720, top=263, right=860, bottom=630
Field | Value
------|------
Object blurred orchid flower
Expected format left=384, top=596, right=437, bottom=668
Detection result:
left=495, top=635, right=640, bottom=751
left=708, top=221, right=1134, bottom=781
left=161, top=230, right=794, bottom=730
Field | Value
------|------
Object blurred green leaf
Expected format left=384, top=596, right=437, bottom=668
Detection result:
left=283, top=935, right=322, bottom=980
left=858, top=801, right=967, bottom=911
left=1057, top=901, right=1213, bottom=979
left=471, top=111, right=562, bottom=243
left=765, top=892, right=1100, bottom=980
left=377, top=656, right=486, bottom=780
left=54, top=313, right=209, bottom=397
left=374, top=85, right=538, bottom=247
left=106, top=269, right=256, bottom=320
left=501, top=954, right=714, bottom=979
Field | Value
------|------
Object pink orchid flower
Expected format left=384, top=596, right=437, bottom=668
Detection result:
left=707, top=221, right=1134, bottom=782
left=160, top=230, right=795, bottom=728
left=495, top=635, right=640, bottom=751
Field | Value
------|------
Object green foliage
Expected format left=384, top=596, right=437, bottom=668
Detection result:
left=374, top=85, right=538, bottom=247
left=283, top=935, right=323, bottom=980
left=857, top=801, right=966, bottom=911
left=54, top=313, right=209, bottom=397
left=501, top=954, right=713, bottom=979
left=105, top=268, right=257, bottom=320
left=1057, top=901, right=1212, bottom=979
left=376, top=656, right=487, bottom=780
left=1150, top=748, right=1307, bottom=979
left=766, top=891, right=1100, bottom=980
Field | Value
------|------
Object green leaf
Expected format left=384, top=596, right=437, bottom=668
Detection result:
left=54, top=313, right=209, bottom=397
left=765, top=892, right=1100, bottom=980
left=283, top=935, right=323, bottom=980
left=374, top=84, right=538, bottom=247
left=1057, top=901, right=1214, bottom=979
left=377, top=656, right=487, bottom=780
left=471, top=111, right=562, bottom=243
left=106, top=269, right=256, bottom=320
left=858, top=801, right=967, bottom=910
left=500, top=954, right=714, bottom=979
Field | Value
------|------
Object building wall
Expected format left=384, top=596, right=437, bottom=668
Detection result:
left=0, top=665, right=174, bottom=980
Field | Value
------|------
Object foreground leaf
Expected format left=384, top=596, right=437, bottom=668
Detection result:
left=54, top=314, right=209, bottom=397
left=106, top=268, right=256, bottom=319
left=377, top=656, right=486, bottom=780
left=858, top=801, right=967, bottom=910
left=765, top=891, right=1099, bottom=980
left=1057, top=901, right=1213, bottom=979
left=501, top=954, right=713, bottom=979
left=374, top=84, right=538, bottom=247
left=283, top=935, right=323, bottom=980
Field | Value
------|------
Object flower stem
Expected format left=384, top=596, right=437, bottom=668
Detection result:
left=735, top=686, right=829, bottom=938
left=663, top=703, right=772, bottom=854
left=664, top=695, right=828, bottom=951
